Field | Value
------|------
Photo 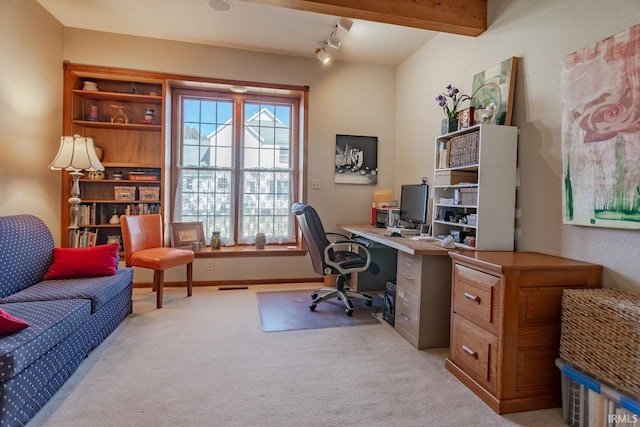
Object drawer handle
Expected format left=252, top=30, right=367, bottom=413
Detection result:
left=402, top=274, right=414, bottom=281
left=462, top=345, right=477, bottom=358
left=464, top=292, right=480, bottom=303
left=404, top=259, right=413, bottom=267
left=401, top=314, right=410, bottom=321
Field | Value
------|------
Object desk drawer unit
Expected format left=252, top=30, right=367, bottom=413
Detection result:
left=396, top=252, right=422, bottom=295
left=394, top=251, right=451, bottom=349
left=395, top=286, right=419, bottom=339
left=445, top=251, right=602, bottom=415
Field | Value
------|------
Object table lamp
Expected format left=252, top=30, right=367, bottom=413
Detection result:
left=50, top=135, right=104, bottom=241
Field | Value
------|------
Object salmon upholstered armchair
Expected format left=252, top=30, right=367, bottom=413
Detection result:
left=120, top=214, right=194, bottom=308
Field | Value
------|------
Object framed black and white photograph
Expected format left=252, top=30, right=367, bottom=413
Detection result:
left=334, top=134, right=378, bottom=184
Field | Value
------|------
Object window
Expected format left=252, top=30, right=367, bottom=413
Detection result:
left=172, top=88, right=303, bottom=246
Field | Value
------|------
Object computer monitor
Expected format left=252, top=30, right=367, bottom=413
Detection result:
left=400, top=184, right=429, bottom=227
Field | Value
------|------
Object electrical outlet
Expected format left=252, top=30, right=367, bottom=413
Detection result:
left=206, top=260, right=214, bottom=271
left=311, top=179, right=321, bottom=190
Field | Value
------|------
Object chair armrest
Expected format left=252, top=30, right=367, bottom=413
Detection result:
left=325, top=232, right=350, bottom=241
left=323, top=240, right=371, bottom=275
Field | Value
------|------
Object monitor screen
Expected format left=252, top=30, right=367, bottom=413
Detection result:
left=400, top=184, right=429, bottom=226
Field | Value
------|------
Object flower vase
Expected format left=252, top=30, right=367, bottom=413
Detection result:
left=210, top=231, right=221, bottom=249
left=447, top=116, right=459, bottom=133
left=255, top=232, right=266, bottom=249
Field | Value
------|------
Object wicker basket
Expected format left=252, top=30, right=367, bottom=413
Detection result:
left=560, top=288, right=640, bottom=399
left=449, top=131, right=479, bottom=167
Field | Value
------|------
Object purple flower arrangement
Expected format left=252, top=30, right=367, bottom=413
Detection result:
left=436, top=84, right=471, bottom=120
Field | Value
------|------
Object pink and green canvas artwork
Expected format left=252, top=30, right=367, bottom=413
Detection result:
left=561, top=23, right=640, bottom=228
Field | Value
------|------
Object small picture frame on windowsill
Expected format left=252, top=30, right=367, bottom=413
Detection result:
left=170, top=222, right=204, bottom=249
left=458, top=106, right=475, bottom=129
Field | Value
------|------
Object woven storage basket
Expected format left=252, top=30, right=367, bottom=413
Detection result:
left=449, top=131, right=479, bottom=167
left=560, top=288, right=640, bottom=399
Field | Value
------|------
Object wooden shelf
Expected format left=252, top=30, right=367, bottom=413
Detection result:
left=81, top=200, right=160, bottom=204
left=80, top=179, right=160, bottom=184
left=72, top=89, right=162, bottom=104
left=72, top=120, right=161, bottom=131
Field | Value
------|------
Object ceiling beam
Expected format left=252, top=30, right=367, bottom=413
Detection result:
left=237, top=0, right=487, bottom=37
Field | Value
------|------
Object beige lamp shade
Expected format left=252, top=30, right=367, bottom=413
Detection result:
left=50, top=135, right=104, bottom=171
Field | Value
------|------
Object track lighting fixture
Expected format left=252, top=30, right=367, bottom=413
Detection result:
left=317, top=47, right=331, bottom=64
left=315, top=18, right=352, bottom=64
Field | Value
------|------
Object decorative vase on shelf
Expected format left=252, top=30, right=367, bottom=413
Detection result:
left=441, top=116, right=459, bottom=134
left=109, top=207, right=120, bottom=224
left=210, top=231, right=221, bottom=249
left=106, top=235, right=121, bottom=251
left=255, top=232, right=266, bottom=249
left=447, top=116, right=459, bottom=133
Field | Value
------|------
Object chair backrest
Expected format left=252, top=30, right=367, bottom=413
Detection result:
left=120, top=214, right=164, bottom=266
left=291, top=203, right=330, bottom=276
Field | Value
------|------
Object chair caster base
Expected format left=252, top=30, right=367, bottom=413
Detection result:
left=345, top=308, right=353, bottom=316
left=309, top=304, right=317, bottom=311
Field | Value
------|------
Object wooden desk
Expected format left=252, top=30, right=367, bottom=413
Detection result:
left=339, top=224, right=456, bottom=349
left=339, top=224, right=451, bottom=257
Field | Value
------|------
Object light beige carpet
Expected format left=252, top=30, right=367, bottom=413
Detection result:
left=29, top=284, right=568, bottom=426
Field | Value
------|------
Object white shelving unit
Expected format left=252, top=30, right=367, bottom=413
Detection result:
left=432, top=124, right=518, bottom=250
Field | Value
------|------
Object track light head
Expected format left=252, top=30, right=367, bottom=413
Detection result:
left=337, top=18, right=353, bottom=33
left=326, top=33, right=342, bottom=49
left=317, top=48, right=331, bottom=64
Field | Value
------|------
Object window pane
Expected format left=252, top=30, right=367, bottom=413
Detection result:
left=179, top=168, right=234, bottom=240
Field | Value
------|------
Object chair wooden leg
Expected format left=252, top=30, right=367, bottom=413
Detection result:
left=186, top=262, right=193, bottom=297
left=154, top=270, right=164, bottom=309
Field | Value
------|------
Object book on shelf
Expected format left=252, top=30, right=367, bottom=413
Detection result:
left=128, top=170, right=159, bottom=181
left=74, top=228, right=98, bottom=248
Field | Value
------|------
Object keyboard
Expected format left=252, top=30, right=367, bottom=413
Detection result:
left=386, top=226, right=420, bottom=236
left=410, top=235, right=436, bottom=241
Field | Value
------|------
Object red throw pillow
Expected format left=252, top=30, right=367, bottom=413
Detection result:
left=44, top=243, right=119, bottom=280
left=0, top=309, right=29, bottom=335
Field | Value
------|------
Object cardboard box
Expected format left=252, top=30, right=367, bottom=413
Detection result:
left=434, top=170, right=477, bottom=186
left=139, top=186, right=160, bottom=202
left=114, top=186, right=136, bottom=201
left=460, top=188, right=478, bottom=205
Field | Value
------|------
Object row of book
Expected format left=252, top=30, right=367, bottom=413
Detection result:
left=78, top=203, right=161, bottom=226
left=71, top=228, right=99, bottom=248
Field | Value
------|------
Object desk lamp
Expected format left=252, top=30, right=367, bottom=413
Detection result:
left=50, top=135, right=104, bottom=245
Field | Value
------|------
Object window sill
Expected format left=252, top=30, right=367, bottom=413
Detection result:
left=192, top=245, right=306, bottom=258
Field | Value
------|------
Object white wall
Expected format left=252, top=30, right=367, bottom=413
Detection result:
left=396, top=0, right=640, bottom=291
left=0, top=0, right=63, bottom=233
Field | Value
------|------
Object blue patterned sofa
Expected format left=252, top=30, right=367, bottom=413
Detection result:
left=0, top=214, right=133, bottom=427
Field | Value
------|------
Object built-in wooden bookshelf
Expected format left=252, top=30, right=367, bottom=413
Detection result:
left=60, top=62, right=167, bottom=247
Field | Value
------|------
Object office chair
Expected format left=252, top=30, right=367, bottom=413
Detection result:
left=120, top=214, right=194, bottom=308
left=291, top=203, right=374, bottom=316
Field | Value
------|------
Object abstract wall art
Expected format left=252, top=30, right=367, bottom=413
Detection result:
left=561, top=23, right=640, bottom=229
left=471, top=57, right=518, bottom=126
